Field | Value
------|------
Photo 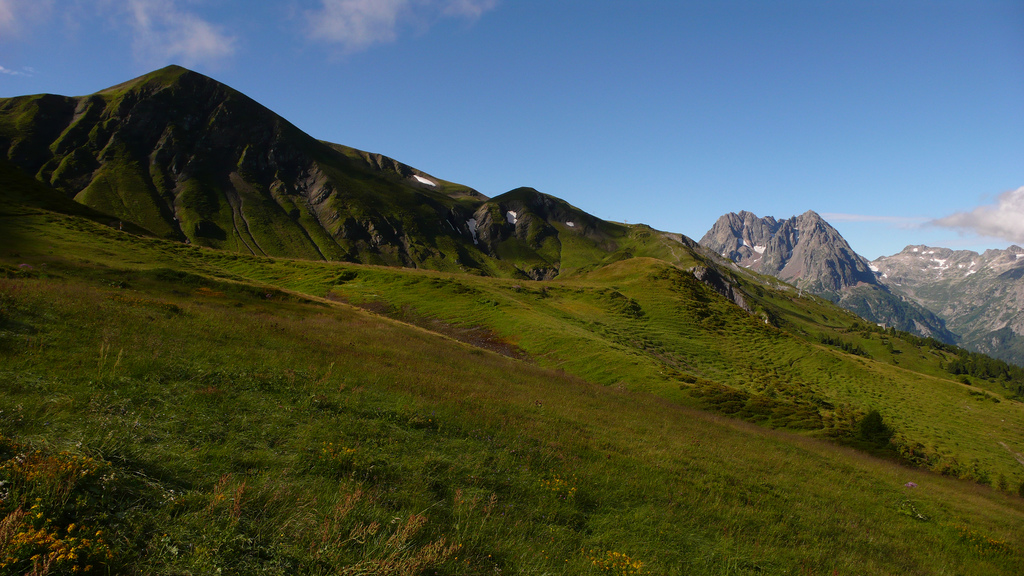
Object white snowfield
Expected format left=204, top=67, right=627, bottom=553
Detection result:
left=566, top=222, right=576, bottom=228
left=467, top=218, right=478, bottom=244
left=753, top=245, right=766, bottom=254
left=506, top=211, right=518, bottom=225
left=413, top=174, right=436, bottom=186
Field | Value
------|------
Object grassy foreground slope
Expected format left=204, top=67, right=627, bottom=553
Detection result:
left=2, top=197, right=1024, bottom=574
left=98, top=225, right=1022, bottom=491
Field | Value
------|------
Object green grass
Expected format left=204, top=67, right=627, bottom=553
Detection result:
left=2, top=264, right=1024, bottom=575
left=2, top=205, right=1024, bottom=574
left=6, top=200, right=1024, bottom=486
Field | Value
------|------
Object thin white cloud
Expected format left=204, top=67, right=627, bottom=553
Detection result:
left=820, top=213, right=927, bottom=227
left=126, top=0, right=236, bottom=67
left=306, top=0, right=497, bottom=53
left=931, top=186, right=1024, bottom=244
left=442, top=0, right=498, bottom=18
left=307, top=0, right=404, bottom=50
left=0, top=0, right=53, bottom=36
left=0, top=64, right=33, bottom=76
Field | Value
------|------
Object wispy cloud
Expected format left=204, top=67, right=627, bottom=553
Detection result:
left=125, top=0, right=236, bottom=67
left=820, top=213, right=928, bottom=227
left=442, top=0, right=498, bottom=18
left=306, top=0, right=498, bottom=53
left=0, top=0, right=53, bottom=36
left=0, top=64, right=34, bottom=76
left=931, top=186, right=1024, bottom=244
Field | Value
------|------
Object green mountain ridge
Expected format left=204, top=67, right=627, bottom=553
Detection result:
left=0, top=65, right=710, bottom=283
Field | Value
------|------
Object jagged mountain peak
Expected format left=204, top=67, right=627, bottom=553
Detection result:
left=700, top=209, right=875, bottom=292
left=700, top=210, right=957, bottom=343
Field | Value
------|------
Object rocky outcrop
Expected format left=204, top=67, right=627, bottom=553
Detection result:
left=690, top=265, right=750, bottom=312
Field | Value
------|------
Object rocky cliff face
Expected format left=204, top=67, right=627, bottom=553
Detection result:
left=873, top=245, right=1024, bottom=365
left=700, top=211, right=955, bottom=342
left=700, top=210, right=877, bottom=293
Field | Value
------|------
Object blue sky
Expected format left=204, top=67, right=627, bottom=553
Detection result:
left=1, top=0, right=1022, bottom=259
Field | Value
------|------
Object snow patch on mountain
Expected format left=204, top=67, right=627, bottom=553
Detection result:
left=506, top=211, right=518, bottom=225
left=413, top=174, right=436, bottom=186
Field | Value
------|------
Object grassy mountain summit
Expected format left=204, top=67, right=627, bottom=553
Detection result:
left=0, top=65, right=490, bottom=266
left=2, top=68, right=1024, bottom=574
left=0, top=66, right=702, bottom=282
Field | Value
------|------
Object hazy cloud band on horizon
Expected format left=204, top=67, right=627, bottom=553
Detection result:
left=931, top=186, right=1024, bottom=244
left=306, top=0, right=498, bottom=53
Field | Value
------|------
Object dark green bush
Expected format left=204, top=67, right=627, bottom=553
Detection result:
left=859, top=410, right=893, bottom=446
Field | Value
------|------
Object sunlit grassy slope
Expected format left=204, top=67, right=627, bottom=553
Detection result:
left=2, top=192, right=1024, bottom=574
left=12, top=199, right=1017, bottom=488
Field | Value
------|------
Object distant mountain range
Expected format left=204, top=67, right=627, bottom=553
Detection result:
left=872, top=245, right=1024, bottom=364
left=701, top=211, right=1024, bottom=366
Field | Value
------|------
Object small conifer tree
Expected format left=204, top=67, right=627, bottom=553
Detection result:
left=858, top=410, right=893, bottom=446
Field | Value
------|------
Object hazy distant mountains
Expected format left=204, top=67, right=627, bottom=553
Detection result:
left=701, top=211, right=1024, bottom=366
left=872, top=245, right=1024, bottom=364
left=700, top=210, right=956, bottom=343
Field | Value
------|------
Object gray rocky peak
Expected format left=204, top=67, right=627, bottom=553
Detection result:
left=700, top=210, right=875, bottom=293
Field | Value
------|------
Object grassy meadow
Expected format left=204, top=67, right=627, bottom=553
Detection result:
left=2, top=206, right=1024, bottom=574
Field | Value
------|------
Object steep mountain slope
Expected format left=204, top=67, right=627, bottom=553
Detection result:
left=873, top=245, right=1024, bottom=365
left=0, top=66, right=706, bottom=283
left=7, top=183, right=1024, bottom=489
left=0, top=65, right=494, bottom=267
left=700, top=210, right=955, bottom=341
